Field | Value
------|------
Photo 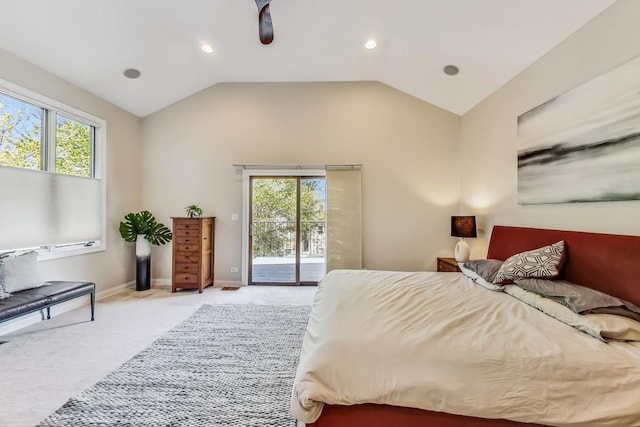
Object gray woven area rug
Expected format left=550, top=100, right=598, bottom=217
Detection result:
left=39, top=304, right=311, bottom=427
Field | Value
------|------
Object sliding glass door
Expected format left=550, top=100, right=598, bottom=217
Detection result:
left=249, top=176, right=326, bottom=285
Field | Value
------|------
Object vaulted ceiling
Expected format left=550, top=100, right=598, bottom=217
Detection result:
left=0, top=0, right=615, bottom=117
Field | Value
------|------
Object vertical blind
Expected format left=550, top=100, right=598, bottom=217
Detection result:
left=326, top=166, right=362, bottom=271
left=0, top=166, right=103, bottom=251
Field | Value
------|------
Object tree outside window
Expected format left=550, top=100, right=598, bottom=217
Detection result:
left=1, top=93, right=93, bottom=177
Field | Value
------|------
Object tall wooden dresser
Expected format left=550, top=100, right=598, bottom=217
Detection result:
left=171, top=217, right=215, bottom=293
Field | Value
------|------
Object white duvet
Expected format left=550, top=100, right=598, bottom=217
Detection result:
left=291, top=270, right=640, bottom=426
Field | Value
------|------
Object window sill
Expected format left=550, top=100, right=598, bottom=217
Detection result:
left=37, top=244, right=105, bottom=261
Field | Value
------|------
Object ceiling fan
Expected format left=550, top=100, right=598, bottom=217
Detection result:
left=255, top=0, right=274, bottom=45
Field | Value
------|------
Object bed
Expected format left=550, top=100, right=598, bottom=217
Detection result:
left=291, top=225, right=640, bottom=427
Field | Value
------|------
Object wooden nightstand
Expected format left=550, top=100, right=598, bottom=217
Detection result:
left=437, top=257, right=461, bottom=272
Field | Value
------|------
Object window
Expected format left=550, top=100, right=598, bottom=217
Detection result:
left=0, top=93, right=43, bottom=170
left=55, top=114, right=94, bottom=177
left=0, top=79, right=106, bottom=259
left=0, top=94, right=95, bottom=177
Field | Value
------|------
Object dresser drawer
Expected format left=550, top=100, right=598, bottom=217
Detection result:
left=175, top=262, right=199, bottom=273
left=174, top=228, right=200, bottom=238
left=174, top=221, right=201, bottom=231
left=175, top=236, right=199, bottom=245
left=437, top=258, right=461, bottom=272
left=175, top=253, right=198, bottom=263
left=174, top=273, right=199, bottom=284
left=176, top=244, right=200, bottom=252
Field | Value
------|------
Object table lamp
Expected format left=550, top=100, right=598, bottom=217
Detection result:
left=451, top=216, right=477, bottom=262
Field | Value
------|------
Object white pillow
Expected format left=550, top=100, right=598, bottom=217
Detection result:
left=460, top=264, right=504, bottom=291
left=0, top=251, right=42, bottom=293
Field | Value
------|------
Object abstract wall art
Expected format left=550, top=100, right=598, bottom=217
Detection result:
left=517, top=55, right=640, bottom=204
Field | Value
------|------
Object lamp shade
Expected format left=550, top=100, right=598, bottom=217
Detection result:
left=451, top=216, right=477, bottom=238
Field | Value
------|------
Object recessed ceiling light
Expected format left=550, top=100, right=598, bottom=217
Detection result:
left=123, top=68, right=141, bottom=79
left=443, top=65, right=459, bottom=76
left=364, top=40, right=377, bottom=50
left=200, top=43, right=214, bottom=53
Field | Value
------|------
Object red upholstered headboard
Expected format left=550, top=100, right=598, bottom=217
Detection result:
left=487, top=226, right=640, bottom=307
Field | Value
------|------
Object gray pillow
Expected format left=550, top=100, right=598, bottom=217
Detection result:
left=0, top=251, right=42, bottom=293
left=460, top=259, right=505, bottom=291
left=513, top=278, right=640, bottom=322
left=462, top=259, right=504, bottom=283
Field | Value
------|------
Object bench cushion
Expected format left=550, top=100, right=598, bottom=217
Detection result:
left=0, top=292, right=48, bottom=321
left=0, top=281, right=95, bottom=322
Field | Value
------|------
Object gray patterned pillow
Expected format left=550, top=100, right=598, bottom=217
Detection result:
left=494, top=241, right=565, bottom=285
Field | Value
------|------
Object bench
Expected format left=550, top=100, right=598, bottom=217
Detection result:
left=0, top=281, right=95, bottom=325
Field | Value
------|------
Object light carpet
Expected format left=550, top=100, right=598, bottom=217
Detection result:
left=38, top=304, right=311, bottom=427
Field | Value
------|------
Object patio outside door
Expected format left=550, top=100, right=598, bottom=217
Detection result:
left=249, top=176, right=326, bottom=285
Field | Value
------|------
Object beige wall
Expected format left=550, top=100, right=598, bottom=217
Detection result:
left=0, top=48, right=143, bottom=292
left=142, top=82, right=461, bottom=283
left=459, top=0, right=640, bottom=259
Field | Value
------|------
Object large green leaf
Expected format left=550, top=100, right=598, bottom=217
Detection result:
left=145, top=221, right=172, bottom=246
left=119, top=210, right=172, bottom=246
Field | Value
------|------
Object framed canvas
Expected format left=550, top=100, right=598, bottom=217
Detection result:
left=517, top=55, right=640, bottom=204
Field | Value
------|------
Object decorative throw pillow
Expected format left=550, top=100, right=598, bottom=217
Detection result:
left=494, top=241, right=565, bottom=285
left=460, top=259, right=504, bottom=291
left=0, top=251, right=42, bottom=293
left=0, top=250, right=16, bottom=289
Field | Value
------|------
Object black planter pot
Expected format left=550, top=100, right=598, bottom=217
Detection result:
left=136, top=256, right=151, bottom=291
left=135, top=235, right=152, bottom=291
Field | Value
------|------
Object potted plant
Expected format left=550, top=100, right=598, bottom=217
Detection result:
left=119, top=211, right=172, bottom=291
left=185, top=204, right=203, bottom=218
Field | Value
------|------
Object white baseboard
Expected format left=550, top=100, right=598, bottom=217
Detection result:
left=152, top=279, right=171, bottom=288
left=215, top=280, right=243, bottom=287
left=0, top=281, right=134, bottom=337
left=100, top=280, right=135, bottom=297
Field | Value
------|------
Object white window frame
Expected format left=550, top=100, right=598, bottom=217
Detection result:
left=0, top=78, right=107, bottom=260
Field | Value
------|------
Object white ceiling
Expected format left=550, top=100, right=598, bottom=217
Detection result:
left=0, top=0, right=615, bottom=117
